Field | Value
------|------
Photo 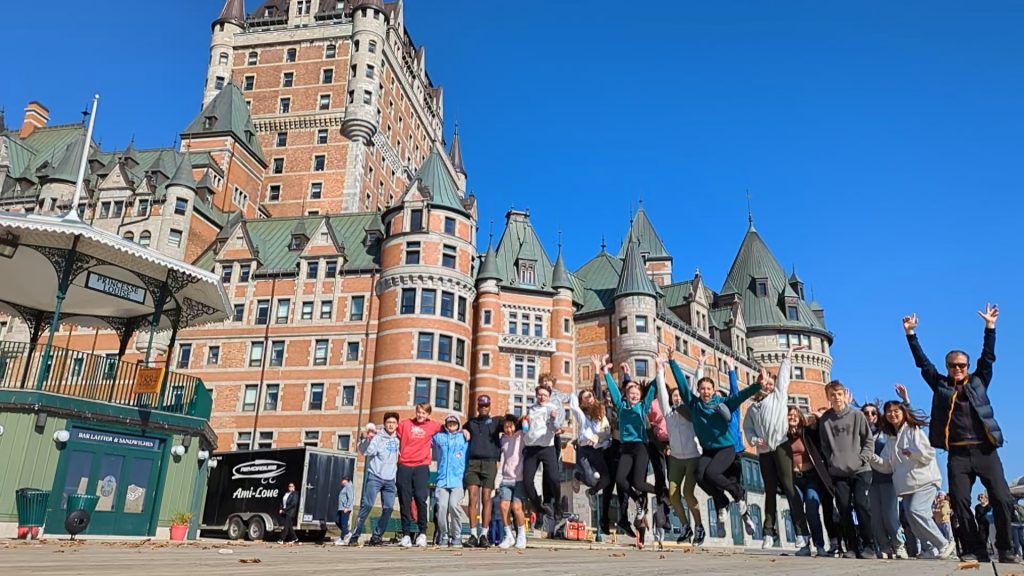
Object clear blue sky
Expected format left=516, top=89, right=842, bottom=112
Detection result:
left=3, top=1, right=1023, bottom=486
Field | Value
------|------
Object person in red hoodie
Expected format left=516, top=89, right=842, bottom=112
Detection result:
left=396, top=403, right=442, bottom=548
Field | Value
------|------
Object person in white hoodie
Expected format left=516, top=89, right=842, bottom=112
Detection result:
left=521, top=384, right=566, bottom=535
left=653, top=352, right=705, bottom=545
left=743, top=345, right=812, bottom=554
left=869, top=394, right=957, bottom=560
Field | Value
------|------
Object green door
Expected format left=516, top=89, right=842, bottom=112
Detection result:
left=47, top=428, right=163, bottom=536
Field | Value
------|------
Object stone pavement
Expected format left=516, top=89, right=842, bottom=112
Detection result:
left=0, top=539, right=1013, bottom=576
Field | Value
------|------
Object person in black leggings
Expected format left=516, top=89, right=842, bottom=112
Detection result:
left=521, top=384, right=565, bottom=535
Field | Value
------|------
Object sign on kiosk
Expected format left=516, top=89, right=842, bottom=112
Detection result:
left=134, top=367, right=164, bottom=395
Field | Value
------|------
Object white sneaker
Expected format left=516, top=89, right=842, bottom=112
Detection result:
left=716, top=509, right=728, bottom=538
left=415, top=533, right=428, bottom=548
left=334, top=537, right=346, bottom=546
left=499, top=531, right=515, bottom=549
left=938, top=540, right=957, bottom=560
left=399, top=535, right=412, bottom=548
left=738, top=501, right=756, bottom=535
left=794, top=535, right=807, bottom=549
left=515, top=528, right=527, bottom=549
left=762, top=534, right=775, bottom=549
left=896, top=543, right=909, bottom=559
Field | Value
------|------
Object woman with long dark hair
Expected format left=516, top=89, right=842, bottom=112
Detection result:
left=569, top=365, right=612, bottom=496
left=787, top=405, right=833, bottom=556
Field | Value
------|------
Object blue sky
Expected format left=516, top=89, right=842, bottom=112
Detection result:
left=3, top=1, right=1023, bottom=485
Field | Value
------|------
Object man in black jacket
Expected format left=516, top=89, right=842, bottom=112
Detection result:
left=903, top=304, right=1019, bottom=564
left=279, top=482, right=300, bottom=544
left=464, top=394, right=501, bottom=547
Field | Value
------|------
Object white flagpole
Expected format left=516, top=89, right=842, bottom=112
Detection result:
left=65, top=93, right=99, bottom=222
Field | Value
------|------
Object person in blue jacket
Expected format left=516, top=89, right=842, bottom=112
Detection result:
left=434, top=415, right=470, bottom=547
left=669, top=350, right=761, bottom=538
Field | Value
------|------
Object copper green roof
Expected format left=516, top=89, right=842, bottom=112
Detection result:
left=182, top=83, right=266, bottom=165
left=551, top=248, right=572, bottom=290
left=168, top=158, right=197, bottom=192
left=615, top=234, right=658, bottom=300
left=491, top=210, right=556, bottom=292
left=476, top=240, right=501, bottom=282
left=722, top=224, right=828, bottom=335
left=573, top=249, right=622, bottom=314
left=618, top=206, right=670, bottom=260
left=402, top=148, right=466, bottom=215
left=41, top=133, right=91, bottom=184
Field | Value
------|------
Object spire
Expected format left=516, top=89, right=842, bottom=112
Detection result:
left=788, top=264, right=803, bottom=284
left=618, top=204, right=670, bottom=260
left=122, top=138, right=139, bottom=169
left=551, top=233, right=572, bottom=291
left=168, top=157, right=197, bottom=192
left=614, top=233, right=658, bottom=300
left=449, top=123, right=466, bottom=177
left=746, top=189, right=755, bottom=231
left=477, top=235, right=501, bottom=283
left=214, top=0, right=246, bottom=29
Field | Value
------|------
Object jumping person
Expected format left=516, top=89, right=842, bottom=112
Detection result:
left=862, top=402, right=905, bottom=558
left=497, top=414, right=529, bottom=549
left=434, top=415, right=470, bottom=547
left=349, top=412, right=400, bottom=546
left=464, top=394, right=501, bottom=548
left=653, top=351, right=704, bottom=545
left=396, top=403, right=442, bottom=548
left=593, top=361, right=621, bottom=535
left=819, top=380, right=877, bottom=559
left=743, top=346, right=812, bottom=554
left=522, top=383, right=565, bottom=536
left=903, top=306, right=1020, bottom=564
left=335, top=477, right=354, bottom=545
left=669, top=351, right=761, bottom=539
left=571, top=359, right=612, bottom=496
left=787, top=406, right=833, bottom=556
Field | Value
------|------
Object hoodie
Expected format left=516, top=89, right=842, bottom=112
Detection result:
left=819, top=405, right=873, bottom=478
left=524, top=400, right=565, bottom=447
left=500, top=431, right=525, bottom=484
left=433, top=423, right=469, bottom=489
left=359, top=430, right=400, bottom=481
left=655, top=364, right=702, bottom=460
left=743, top=355, right=793, bottom=452
left=669, top=360, right=762, bottom=451
left=604, top=372, right=657, bottom=444
left=868, top=423, right=940, bottom=496
left=397, top=418, right=442, bottom=467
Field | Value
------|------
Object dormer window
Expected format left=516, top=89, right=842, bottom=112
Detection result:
left=290, top=236, right=304, bottom=251
left=409, top=209, right=423, bottom=231
left=755, top=279, right=768, bottom=297
left=517, top=260, right=536, bottom=286
left=787, top=305, right=799, bottom=321
left=202, top=116, right=216, bottom=130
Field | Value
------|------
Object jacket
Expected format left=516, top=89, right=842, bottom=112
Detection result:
left=670, top=360, right=762, bottom=451
left=818, top=406, right=873, bottom=478
left=568, top=393, right=611, bottom=449
left=906, top=329, right=1003, bottom=449
left=281, top=491, right=298, bottom=517
left=359, top=430, right=400, bottom=481
left=604, top=372, right=657, bottom=444
left=338, top=483, right=354, bottom=510
left=743, top=355, right=793, bottom=452
left=869, top=423, right=941, bottom=496
left=790, top=421, right=834, bottom=495
left=655, top=364, right=702, bottom=460
left=523, top=399, right=565, bottom=447
left=465, top=416, right=501, bottom=460
left=433, top=428, right=469, bottom=489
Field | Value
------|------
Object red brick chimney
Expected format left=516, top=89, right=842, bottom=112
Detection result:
left=20, top=102, right=49, bottom=139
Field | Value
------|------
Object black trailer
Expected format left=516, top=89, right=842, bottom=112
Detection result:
left=201, top=447, right=356, bottom=541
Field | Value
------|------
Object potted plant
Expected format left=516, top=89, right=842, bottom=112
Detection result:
left=169, top=511, right=192, bottom=541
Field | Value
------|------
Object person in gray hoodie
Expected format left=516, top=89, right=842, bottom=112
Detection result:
left=819, top=380, right=877, bottom=559
left=743, top=346, right=811, bottom=554
left=348, top=412, right=401, bottom=546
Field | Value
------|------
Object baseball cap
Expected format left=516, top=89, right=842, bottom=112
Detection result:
left=477, top=395, right=491, bottom=406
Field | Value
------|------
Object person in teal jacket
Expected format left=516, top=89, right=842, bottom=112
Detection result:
left=433, top=415, right=470, bottom=547
left=669, top=351, right=761, bottom=538
left=602, top=359, right=659, bottom=537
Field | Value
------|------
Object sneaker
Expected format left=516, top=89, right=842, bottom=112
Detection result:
left=693, top=524, right=706, bottom=546
left=334, top=537, right=346, bottom=546
left=843, top=550, right=858, bottom=559
left=616, top=519, right=637, bottom=539
left=515, top=529, right=527, bottom=549
left=959, top=553, right=978, bottom=562
left=415, top=533, right=428, bottom=548
left=477, top=535, right=490, bottom=548
left=347, top=535, right=362, bottom=547
left=856, top=550, right=879, bottom=560
left=399, top=535, right=412, bottom=548
left=977, top=552, right=992, bottom=563
left=999, top=551, right=1023, bottom=564
left=677, top=524, right=693, bottom=544
left=716, top=509, right=727, bottom=539
left=499, top=531, right=515, bottom=549
left=737, top=501, right=756, bottom=536
left=465, top=535, right=478, bottom=548
left=794, top=535, right=807, bottom=549
left=796, top=545, right=812, bottom=557
left=367, top=535, right=384, bottom=547
left=896, top=543, right=909, bottom=559
left=762, top=534, right=775, bottom=550
left=918, top=548, right=940, bottom=560
left=937, top=540, right=956, bottom=560
left=815, top=546, right=827, bottom=557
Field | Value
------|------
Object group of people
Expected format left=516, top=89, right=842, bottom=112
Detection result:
left=321, top=304, right=1020, bottom=564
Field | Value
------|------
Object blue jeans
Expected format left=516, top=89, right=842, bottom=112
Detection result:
left=336, top=509, right=351, bottom=539
left=1012, top=525, right=1023, bottom=557
left=351, top=473, right=397, bottom=539
left=794, top=472, right=826, bottom=548
left=870, top=480, right=903, bottom=554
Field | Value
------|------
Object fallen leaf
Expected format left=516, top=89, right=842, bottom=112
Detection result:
left=217, top=548, right=234, bottom=555
left=609, top=552, right=626, bottom=557
left=658, top=554, right=665, bottom=559
left=958, top=561, right=979, bottom=571
left=238, top=558, right=262, bottom=564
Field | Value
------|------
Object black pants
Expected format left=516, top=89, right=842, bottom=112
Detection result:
left=600, top=440, right=621, bottom=529
left=821, top=487, right=840, bottom=545
left=616, top=442, right=658, bottom=511
left=646, top=440, right=668, bottom=499
left=833, top=471, right=874, bottom=554
left=697, top=447, right=744, bottom=511
left=758, top=446, right=810, bottom=537
left=575, top=445, right=611, bottom=493
left=523, top=444, right=561, bottom=518
left=280, top=512, right=297, bottom=542
left=948, top=444, right=1014, bottom=555
left=397, top=464, right=430, bottom=536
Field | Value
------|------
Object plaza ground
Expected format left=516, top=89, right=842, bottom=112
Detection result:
left=0, top=539, right=1005, bottom=576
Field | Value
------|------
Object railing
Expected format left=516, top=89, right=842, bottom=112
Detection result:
left=498, top=333, right=557, bottom=354
left=0, top=341, right=211, bottom=419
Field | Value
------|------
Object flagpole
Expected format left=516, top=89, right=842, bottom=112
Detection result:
left=64, top=94, right=99, bottom=222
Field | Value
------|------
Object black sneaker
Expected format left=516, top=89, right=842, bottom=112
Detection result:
left=959, top=553, right=978, bottom=562
left=843, top=551, right=858, bottom=559
left=999, top=551, right=1022, bottom=564
left=464, top=535, right=478, bottom=548
left=677, top=524, right=693, bottom=544
left=476, top=535, right=490, bottom=548
left=616, top=519, right=637, bottom=539
left=692, top=524, right=706, bottom=546
left=978, top=553, right=992, bottom=563
left=367, top=535, right=383, bottom=547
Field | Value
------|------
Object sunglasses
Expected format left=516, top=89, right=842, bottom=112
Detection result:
left=946, top=362, right=968, bottom=370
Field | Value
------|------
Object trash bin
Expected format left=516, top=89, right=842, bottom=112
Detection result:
left=67, top=493, right=99, bottom=516
left=15, top=488, right=49, bottom=528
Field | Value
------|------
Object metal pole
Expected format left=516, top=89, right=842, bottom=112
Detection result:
left=144, top=282, right=169, bottom=367
left=65, top=94, right=99, bottom=222
left=36, top=236, right=79, bottom=390
left=250, top=275, right=278, bottom=444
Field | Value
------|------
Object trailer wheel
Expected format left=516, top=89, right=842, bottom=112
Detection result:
left=226, top=516, right=245, bottom=541
left=246, top=516, right=267, bottom=542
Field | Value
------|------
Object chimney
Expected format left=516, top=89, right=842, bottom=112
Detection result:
left=20, top=101, right=49, bottom=139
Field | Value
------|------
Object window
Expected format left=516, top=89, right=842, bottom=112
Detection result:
left=365, top=64, right=375, bottom=79
left=207, top=346, right=220, bottom=365
left=563, top=317, right=571, bottom=334
left=286, top=48, right=296, bottom=62
left=297, top=0, right=310, bottom=14
left=512, top=355, right=537, bottom=382
left=242, top=385, right=258, bottom=411
left=420, top=289, right=436, bottom=315
left=508, top=312, right=518, bottom=335
left=483, top=309, right=492, bottom=326
left=756, top=280, right=768, bottom=297
left=276, top=132, right=288, bottom=147
left=281, top=72, right=294, bottom=88
left=249, top=342, right=264, bottom=367
left=635, top=358, right=650, bottom=378
left=301, top=302, right=314, bottom=320
left=272, top=158, right=284, bottom=174
left=279, top=97, right=291, bottom=114
left=236, top=263, right=250, bottom=283
left=457, top=296, right=467, bottom=323
left=362, top=90, right=372, bottom=105
left=215, top=76, right=225, bottom=90
left=618, top=317, right=628, bottom=335
left=112, top=201, right=125, bottom=218
left=350, top=296, right=365, bottom=321
left=322, top=69, right=334, bottom=84
left=320, top=300, right=333, bottom=320
left=121, top=231, right=136, bottom=243
left=219, top=52, right=229, bottom=65
left=236, top=432, right=252, bottom=451
left=313, top=340, right=329, bottom=365
left=168, top=229, right=182, bottom=248
left=443, top=217, right=456, bottom=235
left=414, top=378, right=430, bottom=404
left=438, top=335, right=452, bottom=363
left=564, top=360, right=571, bottom=375
left=309, top=383, right=324, bottom=410
left=336, top=434, right=351, bottom=451
left=777, top=334, right=789, bottom=348
left=455, top=339, right=466, bottom=367
left=635, top=315, right=649, bottom=334
left=409, top=209, right=423, bottom=231
left=221, top=264, right=234, bottom=283
left=435, top=379, right=450, bottom=409
left=802, top=334, right=811, bottom=347
left=268, top=185, right=281, bottom=201
left=325, top=260, right=337, bottom=277
left=174, top=197, right=188, bottom=215
left=176, top=344, right=192, bottom=369
left=275, top=299, right=291, bottom=324
left=317, top=129, right=328, bottom=145
left=405, top=242, right=420, bottom=265
left=247, top=51, right=258, bottom=65
left=306, top=260, right=319, bottom=280
left=313, top=155, right=326, bottom=171
left=338, top=384, right=355, bottom=407
left=318, top=94, right=331, bottom=110
left=136, top=199, right=150, bottom=216
left=303, top=431, right=320, bottom=448
left=368, top=40, right=377, bottom=53
left=533, top=315, right=544, bottom=337
left=346, top=341, right=360, bottom=361
left=264, top=384, right=280, bottom=411
left=787, top=306, right=799, bottom=321
left=400, top=288, right=416, bottom=314
left=325, top=44, right=336, bottom=58
left=480, top=352, right=491, bottom=368
left=518, top=260, right=536, bottom=285
left=243, top=75, right=255, bottom=91
left=792, top=366, right=805, bottom=380
left=417, top=333, right=434, bottom=360
left=257, top=431, right=274, bottom=449
left=442, top=245, right=457, bottom=269
left=440, top=292, right=454, bottom=318
left=99, top=202, right=111, bottom=218
left=270, top=341, right=285, bottom=367
left=233, top=304, right=245, bottom=322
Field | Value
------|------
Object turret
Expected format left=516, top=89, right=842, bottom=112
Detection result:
left=449, top=124, right=467, bottom=192
left=613, top=234, right=659, bottom=379
left=342, top=0, right=389, bottom=143
left=204, top=0, right=246, bottom=107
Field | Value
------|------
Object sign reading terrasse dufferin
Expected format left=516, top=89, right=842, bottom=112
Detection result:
left=85, top=271, right=147, bottom=304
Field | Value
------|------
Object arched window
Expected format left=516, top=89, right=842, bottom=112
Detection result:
left=123, top=231, right=135, bottom=243
left=218, top=52, right=229, bottom=66
left=325, top=44, right=336, bottom=59
left=139, top=231, right=151, bottom=247
left=247, top=51, right=258, bottom=65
